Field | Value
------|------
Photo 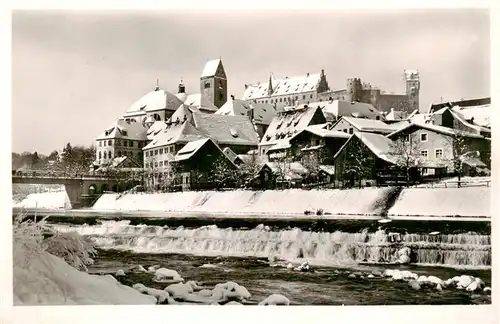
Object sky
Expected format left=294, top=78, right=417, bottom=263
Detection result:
left=11, top=9, right=490, bottom=155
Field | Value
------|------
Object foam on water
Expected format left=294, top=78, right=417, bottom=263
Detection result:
left=51, top=221, right=491, bottom=268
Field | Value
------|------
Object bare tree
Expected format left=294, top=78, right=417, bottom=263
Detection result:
left=300, top=149, right=327, bottom=183
left=238, top=153, right=262, bottom=187
left=389, top=137, right=422, bottom=186
left=341, top=137, right=376, bottom=188
left=446, top=132, right=479, bottom=186
left=207, top=156, right=238, bottom=190
left=272, top=152, right=294, bottom=189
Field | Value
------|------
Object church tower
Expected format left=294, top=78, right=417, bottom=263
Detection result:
left=405, top=70, right=420, bottom=113
left=200, top=58, right=228, bottom=108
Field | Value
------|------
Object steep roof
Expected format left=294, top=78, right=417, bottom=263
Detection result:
left=243, top=73, right=321, bottom=100
left=192, top=112, right=260, bottom=146
left=259, top=105, right=325, bottom=150
left=334, top=116, right=397, bottom=134
left=387, top=122, right=486, bottom=139
left=385, top=109, right=408, bottom=121
left=312, top=100, right=384, bottom=119
left=183, top=93, right=218, bottom=112
left=143, top=120, right=206, bottom=150
left=97, top=119, right=148, bottom=141
left=449, top=106, right=491, bottom=131
left=175, top=138, right=211, bottom=162
left=294, top=123, right=351, bottom=139
left=215, top=99, right=277, bottom=125
left=201, top=59, right=222, bottom=78
left=168, top=104, right=200, bottom=124
left=334, top=132, right=400, bottom=165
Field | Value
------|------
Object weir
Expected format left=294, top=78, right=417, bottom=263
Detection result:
left=51, top=220, right=491, bottom=268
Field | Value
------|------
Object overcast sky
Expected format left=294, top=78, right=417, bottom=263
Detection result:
left=12, top=9, right=490, bottom=155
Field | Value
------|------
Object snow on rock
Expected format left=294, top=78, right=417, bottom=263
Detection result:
left=225, top=301, right=244, bottom=305
left=383, top=269, right=394, bottom=277
left=294, top=261, right=310, bottom=272
left=14, top=251, right=155, bottom=305
left=389, top=187, right=490, bottom=217
left=115, top=269, right=126, bottom=277
left=132, top=265, right=148, bottom=273
left=484, top=287, right=491, bottom=293
left=427, top=276, right=444, bottom=286
left=165, top=283, right=193, bottom=300
left=153, top=268, right=184, bottom=283
left=148, top=265, right=160, bottom=273
left=466, top=281, right=481, bottom=292
left=186, top=280, right=204, bottom=291
left=408, top=280, right=421, bottom=290
left=259, top=294, right=291, bottom=306
left=457, top=275, right=475, bottom=289
left=212, top=281, right=251, bottom=302
left=14, top=191, right=72, bottom=209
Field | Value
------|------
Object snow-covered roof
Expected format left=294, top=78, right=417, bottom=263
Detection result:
left=427, top=97, right=490, bottom=114
left=243, top=73, right=321, bottom=100
left=168, top=104, right=200, bottom=125
left=334, top=117, right=396, bottom=134
left=296, top=123, right=351, bottom=139
left=183, top=93, right=218, bottom=112
left=143, top=120, right=206, bottom=150
left=304, top=100, right=383, bottom=120
left=319, top=165, right=335, bottom=175
left=260, top=105, right=325, bottom=150
left=215, top=99, right=277, bottom=126
left=387, top=122, right=486, bottom=139
left=146, top=121, right=167, bottom=140
left=266, top=161, right=308, bottom=175
left=125, top=89, right=183, bottom=114
left=175, top=138, right=211, bottom=162
left=385, top=109, right=408, bottom=121
left=192, top=112, right=260, bottom=146
left=201, top=59, right=222, bottom=78
left=97, top=119, right=148, bottom=141
left=451, top=105, right=491, bottom=129
left=334, top=132, right=400, bottom=165
left=236, top=154, right=266, bottom=166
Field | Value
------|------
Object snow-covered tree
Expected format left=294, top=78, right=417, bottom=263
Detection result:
left=272, top=152, right=294, bottom=189
left=238, top=153, right=262, bottom=186
left=446, top=132, right=480, bottom=185
left=389, top=137, right=422, bottom=186
left=207, top=156, right=238, bottom=189
left=299, top=149, right=327, bottom=183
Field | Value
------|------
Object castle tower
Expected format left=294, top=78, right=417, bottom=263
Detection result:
left=346, top=77, right=363, bottom=102
left=405, top=70, right=420, bottom=113
left=178, top=77, right=186, bottom=94
left=200, top=58, right=228, bottom=108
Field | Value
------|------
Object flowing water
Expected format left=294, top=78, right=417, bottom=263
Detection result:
left=48, top=218, right=492, bottom=305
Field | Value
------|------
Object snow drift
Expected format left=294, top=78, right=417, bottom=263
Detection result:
left=92, top=188, right=394, bottom=215
left=14, top=190, right=72, bottom=209
left=389, top=187, right=490, bottom=217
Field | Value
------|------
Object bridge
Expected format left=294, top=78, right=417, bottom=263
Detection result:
left=12, top=172, right=142, bottom=209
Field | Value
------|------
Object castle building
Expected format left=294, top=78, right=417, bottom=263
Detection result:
left=242, top=70, right=420, bottom=114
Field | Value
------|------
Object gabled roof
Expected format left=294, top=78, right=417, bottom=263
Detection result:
left=175, top=138, right=211, bottom=162
left=448, top=107, right=491, bottom=133
left=201, top=59, right=222, bottom=78
left=97, top=119, right=148, bottom=141
left=259, top=105, right=325, bottom=150
left=304, top=100, right=384, bottom=120
left=146, top=121, right=168, bottom=140
left=183, top=93, right=218, bottom=112
left=452, top=105, right=490, bottom=128
left=292, top=123, right=351, bottom=140
left=334, top=132, right=400, bottom=165
left=333, top=116, right=396, bottom=134
left=215, top=99, right=277, bottom=126
left=168, top=104, right=200, bottom=124
left=143, top=120, right=206, bottom=150
left=386, top=122, right=485, bottom=139
left=192, top=112, right=260, bottom=146
left=243, top=73, right=321, bottom=100
left=385, top=109, right=408, bottom=121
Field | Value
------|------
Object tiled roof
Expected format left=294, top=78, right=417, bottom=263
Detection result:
left=183, top=93, right=218, bottom=112
left=192, top=112, right=260, bottom=146
left=146, top=121, right=167, bottom=140
left=242, top=73, right=321, bottom=100
left=143, top=120, right=206, bottom=150
left=201, top=59, right=222, bottom=78
left=215, top=99, right=277, bottom=125
left=97, top=119, right=148, bottom=141
left=259, top=105, right=325, bottom=150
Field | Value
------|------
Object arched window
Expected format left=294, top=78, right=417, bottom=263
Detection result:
left=109, top=151, right=113, bottom=159
left=108, top=140, right=112, bottom=146
left=103, top=151, right=107, bottom=159
left=98, top=151, right=102, bottom=159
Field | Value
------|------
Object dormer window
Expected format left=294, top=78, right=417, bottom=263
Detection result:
left=204, top=83, right=211, bottom=89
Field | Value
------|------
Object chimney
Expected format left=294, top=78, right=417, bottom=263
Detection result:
left=307, top=72, right=310, bottom=77
left=230, top=95, right=235, bottom=100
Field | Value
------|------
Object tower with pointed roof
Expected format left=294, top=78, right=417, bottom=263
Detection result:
left=200, top=58, right=228, bottom=109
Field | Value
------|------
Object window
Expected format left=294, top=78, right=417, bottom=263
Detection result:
left=376, top=116, right=380, bottom=120
left=303, top=95, right=306, bottom=100
left=99, top=141, right=102, bottom=147
left=137, top=152, right=142, bottom=160
left=421, top=150, right=428, bottom=158
left=109, top=151, right=113, bottom=159
left=404, top=135, right=410, bottom=142
left=420, top=133, right=428, bottom=142
left=343, top=129, right=347, bottom=133
left=159, top=161, right=164, bottom=167
left=154, top=162, right=158, bottom=167
left=349, top=128, right=354, bottom=134
left=154, top=149, right=158, bottom=156
left=104, top=152, right=107, bottom=159
left=129, top=141, right=133, bottom=147
left=124, top=141, right=128, bottom=147
left=118, top=151, right=122, bottom=156
left=149, top=162, right=153, bottom=169
left=108, top=140, right=112, bottom=146
left=104, top=141, right=107, bottom=147
left=98, top=151, right=102, bottom=159
left=159, top=148, right=164, bottom=154
left=310, top=94, right=313, bottom=99
left=280, top=98, right=282, bottom=102
left=435, top=149, right=443, bottom=158
left=204, top=82, right=211, bottom=89
left=295, top=96, right=298, bottom=100
left=145, top=151, right=149, bottom=157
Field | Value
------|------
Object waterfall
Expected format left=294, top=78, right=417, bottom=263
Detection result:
left=51, top=221, right=491, bottom=268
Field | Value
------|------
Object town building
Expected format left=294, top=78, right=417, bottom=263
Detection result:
left=242, top=70, right=420, bottom=114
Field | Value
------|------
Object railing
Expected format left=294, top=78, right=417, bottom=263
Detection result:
left=12, top=170, right=129, bottom=180
left=412, top=179, right=491, bottom=188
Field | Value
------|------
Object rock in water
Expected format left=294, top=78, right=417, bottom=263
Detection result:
left=286, top=263, right=294, bottom=269
left=409, top=280, right=421, bottom=290
left=259, top=294, right=290, bottom=306
left=427, top=276, right=444, bottom=286
left=115, top=269, right=126, bottom=277
left=484, top=287, right=491, bottom=293
left=371, top=270, right=383, bottom=277
left=383, top=269, right=394, bottom=277
left=148, top=265, right=160, bottom=273
left=458, top=275, right=474, bottom=289
left=466, top=281, right=480, bottom=292
left=367, top=274, right=375, bottom=278
left=348, top=273, right=356, bottom=279
left=436, top=284, right=443, bottom=291
left=398, top=254, right=411, bottom=264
